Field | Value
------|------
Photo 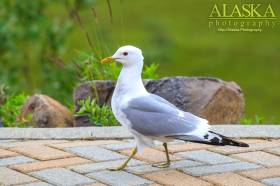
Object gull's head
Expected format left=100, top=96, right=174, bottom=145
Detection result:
left=101, top=45, right=144, bottom=67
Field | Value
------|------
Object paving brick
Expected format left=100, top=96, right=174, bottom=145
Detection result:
left=239, top=167, right=280, bottom=180
left=151, top=141, right=186, bottom=149
left=101, top=142, right=136, bottom=151
left=48, top=140, right=122, bottom=149
left=265, top=147, right=280, bottom=156
left=87, top=170, right=153, bottom=186
left=176, top=150, right=239, bottom=164
left=238, top=139, right=267, bottom=144
left=66, top=145, right=126, bottom=162
left=171, top=140, right=187, bottom=144
left=125, top=164, right=161, bottom=174
left=156, top=142, right=213, bottom=153
left=143, top=170, right=211, bottom=186
left=0, top=167, right=37, bottom=185
left=153, top=140, right=186, bottom=147
left=83, top=183, right=107, bottom=186
left=69, top=159, right=145, bottom=173
left=169, top=159, right=204, bottom=169
left=10, top=157, right=92, bottom=173
left=122, top=139, right=135, bottom=143
left=262, top=177, right=280, bottom=186
left=121, top=148, right=183, bottom=163
left=210, top=141, right=280, bottom=155
left=0, top=140, right=17, bottom=143
left=202, top=172, right=265, bottom=186
left=0, top=156, right=36, bottom=166
left=20, top=181, right=53, bottom=186
left=231, top=151, right=280, bottom=167
left=0, top=148, right=18, bottom=158
left=0, top=140, right=68, bottom=148
left=11, top=145, right=74, bottom=160
left=182, top=162, right=262, bottom=176
left=30, top=168, right=96, bottom=186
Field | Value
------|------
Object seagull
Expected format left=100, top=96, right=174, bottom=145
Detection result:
left=101, top=45, right=249, bottom=171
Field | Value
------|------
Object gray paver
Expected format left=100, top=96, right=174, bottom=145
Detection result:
left=125, top=160, right=202, bottom=172
left=1, top=125, right=279, bottom=140
left=102, top=142, right=136, bottom=151
left=0, top=155, right=37, bottom=166
left=20, top=182, right=53, bottom=186
left=212, top=125, right=280, bottom=138
left=0, top=140, right=17, bottom=144
left=69, top=159, right=145, bottom=174
left=87, top=170, right=153, bottom=186
left=125, top=164, right=161, bottom=174
left=0, top=126, right=132, bottom=139
left=210, top=141, right=280, bottom=155
left=169, top=159, right=205, bottom=169
left=231, top=151, right=280, bottom=167
left=152, top=140, right=184, bottom=146
left=66, top=145, right=126, bottom=161
left=177, top=150, right=239, bottom=164
left=0, top=167, right=37, bottom=185
left=265, top=147, right=280, bottom=156
left=262, top=177, right=280, bottom=186
left=182, top=162, right=262, bottom=176
left=30, top=168, right=96, bottom=186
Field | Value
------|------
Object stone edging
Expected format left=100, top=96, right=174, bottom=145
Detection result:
left=0, top=125, right=279, bottom=140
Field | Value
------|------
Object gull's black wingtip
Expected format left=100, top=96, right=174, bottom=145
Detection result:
left=170, top=131, right=250, bottom=147
left=238, top=142, right=249, bottom=147
left=206, top=131, right=249, bottom=147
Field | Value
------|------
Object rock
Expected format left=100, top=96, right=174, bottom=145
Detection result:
left=75, top=115, right=93, bottom=127
left=18, top=94, right=74, bottom=127
left=145, top=77, right=245, bottom=124
left=74, top=77, right=245, bottom=124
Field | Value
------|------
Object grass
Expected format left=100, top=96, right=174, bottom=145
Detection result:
left=0, top=93, right=30, bottom=127
left=240, top=115, right=266, bottom=125
left=76, top=97, right=119, bottom=126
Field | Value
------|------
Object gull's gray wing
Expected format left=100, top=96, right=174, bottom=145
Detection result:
left=149, top=94, right=177, bottom=109
left=122, top=95, right=249, bottom=148
left=122, top=95, right=208, bottom=137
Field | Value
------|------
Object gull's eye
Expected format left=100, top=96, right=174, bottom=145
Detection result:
left=123, top=52, right=128, bottom=56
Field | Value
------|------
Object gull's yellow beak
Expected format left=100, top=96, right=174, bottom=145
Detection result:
left=101, top=56, right=114, bottom=64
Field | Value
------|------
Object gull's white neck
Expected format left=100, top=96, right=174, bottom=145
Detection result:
left=115, top=60, right=147, bottom=97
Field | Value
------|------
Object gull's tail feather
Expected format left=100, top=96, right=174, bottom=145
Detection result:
left=171, top=131, right=249, bottom=147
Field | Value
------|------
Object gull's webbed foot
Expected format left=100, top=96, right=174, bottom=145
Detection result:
left=151, top=142, right=171, bottom=168
left=152, top=161, right=171, bottom=168
left=108, top=165, right=126, bottom=171
left=108, top=147, right=137, bottom=171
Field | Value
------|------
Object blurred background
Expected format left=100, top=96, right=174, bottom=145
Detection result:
left=0, top=0, right=279, bottom=123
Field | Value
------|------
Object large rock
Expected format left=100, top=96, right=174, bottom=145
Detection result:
left=74, top=77, right=245, bottom=124
left=18, top=94, right=74, bottom=127
left=145, top=77, right=245, bottom=124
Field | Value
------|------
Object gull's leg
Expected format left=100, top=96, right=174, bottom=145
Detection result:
left=109, top=147, right=137, bottom=171
left=152, top=142, right=171, bottom=168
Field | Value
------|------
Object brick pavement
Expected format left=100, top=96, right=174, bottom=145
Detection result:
left=0, top=138, right=279, bottom=186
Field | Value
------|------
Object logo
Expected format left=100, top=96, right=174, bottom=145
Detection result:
left=208, top=4, right=279, bottom=32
